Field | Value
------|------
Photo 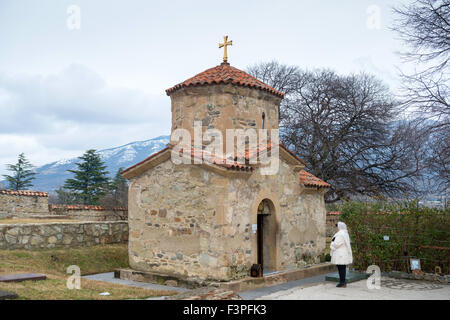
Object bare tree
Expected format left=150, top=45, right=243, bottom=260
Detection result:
left=425, top=127, right=450, bottom=190
left=248, top=62, right=429, bottom=202
left=393, top=0, right=450, bottom=71
left=247, top=61, right=301, bottom=96
left=392, top=0, right=450, bottom=191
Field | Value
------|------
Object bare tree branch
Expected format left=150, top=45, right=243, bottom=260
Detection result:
left=248, top=62, right=430, bottom=202
left=392, top=0, right=450, bottom=192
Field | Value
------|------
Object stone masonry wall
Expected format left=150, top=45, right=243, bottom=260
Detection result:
left=0, top=192, right=49, bottom=218
left=224, top=160, right=327, bottom=275
left=128, top=158, right=327, bottom=281
left=170, top=84, right=281, bottom=146
left=49, top=205, right=128, bottom=221
left=0, top=221, right=128, bottom=250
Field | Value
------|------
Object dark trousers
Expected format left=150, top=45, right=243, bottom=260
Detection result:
left=337, top=265, right=346, bottom=284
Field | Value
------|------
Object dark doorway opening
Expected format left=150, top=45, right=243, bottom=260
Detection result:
left=257, top=214, right=266, bottom=267
left=256, top=199, right=277, bottom=275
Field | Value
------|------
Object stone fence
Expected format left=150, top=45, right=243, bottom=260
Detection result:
left=0, top=190, right=49, bottom=218
left=49, top=205, right=128, bottom=221
left=0, top=189, right=127, bottom=221
left=0, top=221, right=128, bottom=250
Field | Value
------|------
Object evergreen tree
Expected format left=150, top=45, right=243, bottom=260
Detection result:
left=63, top=149, right=109, bottom=204
left=3, top=153, right=37, bottom=190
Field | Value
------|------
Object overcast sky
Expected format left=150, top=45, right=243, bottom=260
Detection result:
left=0, top=0, right=410, bottom=175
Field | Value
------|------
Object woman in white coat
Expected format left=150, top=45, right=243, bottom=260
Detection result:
left=330, top=221, right=353, bottom=287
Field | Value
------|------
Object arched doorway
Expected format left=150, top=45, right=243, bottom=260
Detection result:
left=256, top=199, right=277, bottom=274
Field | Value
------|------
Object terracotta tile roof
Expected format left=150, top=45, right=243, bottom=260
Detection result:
left=122, top=141, right=310, bottom=177
left=299, top=170, right=331, bottom=188
left=121, top=144, right=255, bottom=175
left=327, top=211, right=341, bottom=215
left=50, top=204, right=127, bottom=211
left=166, top=63, right=285, bottom=98
left=243, top=141, right=274, bottom=161
left=234, top=141, right=307, bottom=168
left=178, top=146, right=254, bottom=172
left=0, top=189, right=48, bottom=197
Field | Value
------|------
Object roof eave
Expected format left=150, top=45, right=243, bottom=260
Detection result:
left=279, top=145, right=307, bottom=167
left=166, top=82, right=284, bottom=98
left=121, top=147, right=171, bottom=179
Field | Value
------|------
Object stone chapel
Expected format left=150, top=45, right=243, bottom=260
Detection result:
left=121, top=38, right=330, bottom=281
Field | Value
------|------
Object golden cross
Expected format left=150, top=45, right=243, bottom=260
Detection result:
left=219, top=36, right=232, bottom=63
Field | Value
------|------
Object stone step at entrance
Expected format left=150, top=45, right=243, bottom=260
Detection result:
left=117, top=263, right=336, bottom=292
left=262, top=269, right=279, bottom=276
left=0, top=273, right=46, bottom=283
left=325, top=271, right=370, bottom=283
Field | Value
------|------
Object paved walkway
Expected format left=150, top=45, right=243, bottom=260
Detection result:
left=239, top=274, right=327, bottom=300
left=83, top=273, right=450, bottom=300
left=82, top=272, right=189, bottom=293
left=254, top=276, right=450, bottom=300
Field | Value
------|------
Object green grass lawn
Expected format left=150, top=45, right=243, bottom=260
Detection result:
left=0, top=244, right=176, bottom=300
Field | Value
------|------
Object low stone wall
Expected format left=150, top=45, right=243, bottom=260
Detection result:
left=50, top=205, right=127, bottom=221
left=0, top=190, right=49, bottom=218
left=0, top=221, right=128, bottom=250
left=0, top=190, right=128, bottom=221
left=326, top=211, right=340, bottom=237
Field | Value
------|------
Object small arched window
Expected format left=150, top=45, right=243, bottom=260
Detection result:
left=262, top=112, right=266, bottom=129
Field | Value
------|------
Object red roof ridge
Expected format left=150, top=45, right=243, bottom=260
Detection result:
left=299, top=170, right=331, bottom=189
left=0, top=189, right=49, bottom=197
left=166, top=63, right=284, bottom=98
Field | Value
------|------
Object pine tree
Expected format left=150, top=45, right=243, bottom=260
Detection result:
left=3, top=153, right=37, bottom=190
left=63, top=149, right=109, bottom=205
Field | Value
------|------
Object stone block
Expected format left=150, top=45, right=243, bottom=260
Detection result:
left=6, top=227, right=20, bottom=236
left=47, top=236, right=57, bottom=244
left=159, top=209, right=167, bottom=218
left=5, top=234, right=17, bottom=244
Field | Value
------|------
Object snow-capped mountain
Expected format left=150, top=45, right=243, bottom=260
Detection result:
left=27, top=135, right=170, bottom=192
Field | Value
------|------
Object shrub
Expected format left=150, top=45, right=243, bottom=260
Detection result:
left=337, top=201, right=449, bottom=274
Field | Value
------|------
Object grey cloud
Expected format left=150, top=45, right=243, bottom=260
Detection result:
left=0, top=64, right=171, bottom=175
left=0, top=64, right=170, bottom=134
